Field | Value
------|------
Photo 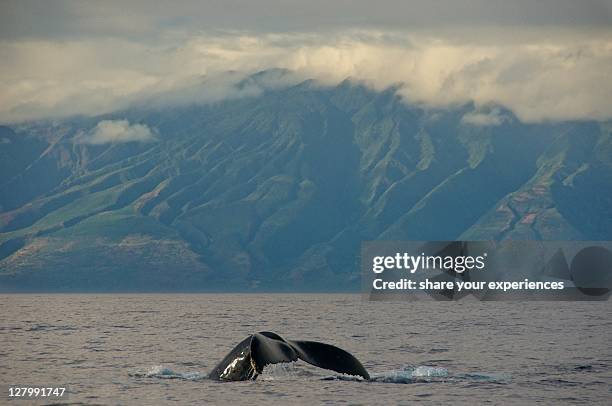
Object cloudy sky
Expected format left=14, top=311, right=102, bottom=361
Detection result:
left=1, top=0, right=611, bottom=123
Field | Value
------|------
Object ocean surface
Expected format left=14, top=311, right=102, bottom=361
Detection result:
left=1, top=294, right=611, bottom=405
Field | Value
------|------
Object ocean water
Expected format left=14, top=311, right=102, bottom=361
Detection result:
left=1, top=294, right=611, bottom=405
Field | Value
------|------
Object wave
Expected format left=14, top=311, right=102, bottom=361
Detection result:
left=323, top=365, right=449, bottom=384
left=131, top=363, right=509, bottom=385
left=129, top=365, right=206, bottom=380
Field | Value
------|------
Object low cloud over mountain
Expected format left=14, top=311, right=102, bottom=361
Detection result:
left=1, top=31, right=611, bottom=123
left=81, top=120, right=156, bottom=145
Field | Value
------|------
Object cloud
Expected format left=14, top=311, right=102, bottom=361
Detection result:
left=462, top=109, right=509, bottom=126
left=82, top=120, right=156, bottom=144
left=0, top=29, right=611, bottom=123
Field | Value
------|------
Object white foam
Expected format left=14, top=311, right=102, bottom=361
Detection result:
left=369, top=365, right=449, bottom=384
left=131, top=365, right=205, bottom=380
left=411, top=366, right=449, bottom=377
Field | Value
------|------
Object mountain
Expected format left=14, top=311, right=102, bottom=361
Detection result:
left=1, top=78, right=611, bottom=291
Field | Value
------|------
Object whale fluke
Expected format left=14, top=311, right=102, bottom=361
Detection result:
left=285, top=339, right=370, bottom=379
left=209, top=331, right=369, bottom=381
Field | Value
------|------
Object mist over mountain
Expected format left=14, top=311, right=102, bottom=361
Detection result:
left=1, top=76, right=611, bottom=291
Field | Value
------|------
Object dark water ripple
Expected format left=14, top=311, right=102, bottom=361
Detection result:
left=0, top=295, right=611, bottom=405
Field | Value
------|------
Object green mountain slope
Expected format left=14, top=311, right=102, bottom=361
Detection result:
left=1, top=79, right=610, bottom=291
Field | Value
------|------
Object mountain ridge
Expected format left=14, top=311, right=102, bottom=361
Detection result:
left=1, top=78, right=611, bottom=291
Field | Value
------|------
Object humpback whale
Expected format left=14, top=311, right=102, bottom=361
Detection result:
left=209, top=331, right=370, bottom=381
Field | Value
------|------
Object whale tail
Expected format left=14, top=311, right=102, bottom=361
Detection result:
left=284, top=339, right=370, bottom=380
left=209, top=331, right=370, bottom=381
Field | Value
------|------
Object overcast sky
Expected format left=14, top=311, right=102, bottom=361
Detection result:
left=1, top=0, right=611, bottom=123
